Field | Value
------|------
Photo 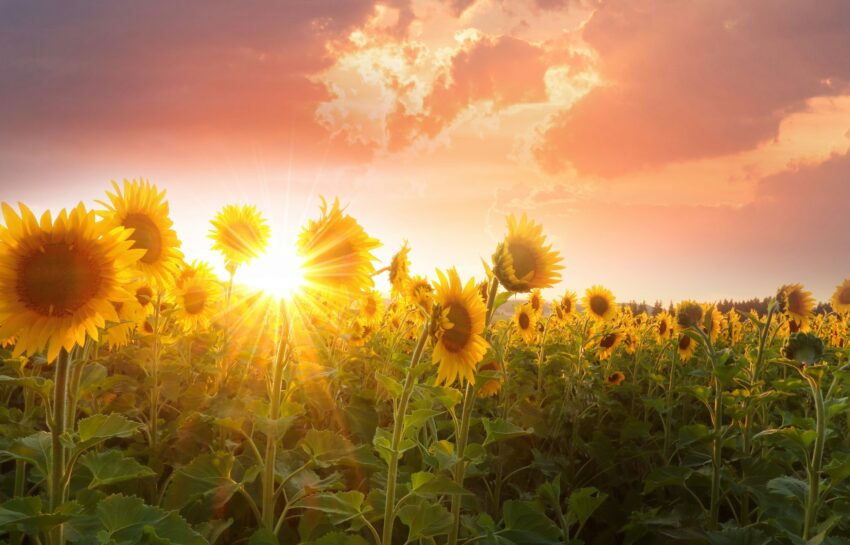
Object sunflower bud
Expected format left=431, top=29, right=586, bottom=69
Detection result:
left=782, top=332, right=824, bottom=365
left=676, top=301, right=704, bottom=329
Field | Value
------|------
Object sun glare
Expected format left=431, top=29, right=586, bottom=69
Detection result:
left=238, top=239, right=306, bottom=299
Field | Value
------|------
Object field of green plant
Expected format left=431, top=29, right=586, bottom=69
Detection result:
left=2, top=180, right=850, bottom=545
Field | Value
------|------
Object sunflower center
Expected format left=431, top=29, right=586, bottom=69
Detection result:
left=123, top=213, right=163, bottom=264
left=600, top=333, right=618, bottom=348
left=183, top=285, right=209, bottom=315
left=135, top=286, right=153, bottom=306
left=508, top=241, right=536, bottom=281
left=659, top=321, right=668, bottom=336
left=679, top=335, right=691, bottom=350
left=518, top=312, right=530, bottom=329
left=364, top=297, right=377, bottom=316
left=18, top=242, right=104, bottom=316
left=442, top=303, right=473, bottom=353
left=786, top=289, right=805, bottom=315
left=563, top=299, right=572, bottom=313
left=840, top=288, right=850, bottom=305
left=589, top=295, right=609, bottom=317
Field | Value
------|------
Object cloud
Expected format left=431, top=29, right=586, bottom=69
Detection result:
left=534, top=0, right=850, bottom=177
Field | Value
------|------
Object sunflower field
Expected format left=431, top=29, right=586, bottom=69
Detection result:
left=3, top=180, right=850, bottom=545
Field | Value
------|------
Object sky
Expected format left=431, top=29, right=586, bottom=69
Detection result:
left=1, top=0, right=850, bottom=303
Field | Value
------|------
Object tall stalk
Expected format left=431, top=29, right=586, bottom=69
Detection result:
left=262, top=300, right=290, bottom=529
left=447, top=277, right=499, bottom=545
left=149, top=293, right=163, bottom=458
left=694, top=327, right=723, bottom=529
left=49, top=348, right=71, bottom=545
left=802, top=372, right=826, bottom=540
left=381, top=319, right=431, bottom=545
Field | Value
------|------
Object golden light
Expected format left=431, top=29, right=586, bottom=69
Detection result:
left=238, top=236, right=306, bottom=300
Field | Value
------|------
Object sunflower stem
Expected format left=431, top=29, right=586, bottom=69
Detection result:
left=802, top=371, right=826, bottom=540
left=49, top=348, right=70, bottom=545
left=149, top=293, right=162, bottom=473
left=262, top=300, right=290, bottom=530
left=382, top=319, right=431, bottom=545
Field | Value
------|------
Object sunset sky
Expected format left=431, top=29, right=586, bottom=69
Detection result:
left=2, top=0, right=849, bottom=303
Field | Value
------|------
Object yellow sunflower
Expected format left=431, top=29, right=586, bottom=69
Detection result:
left=553, top=290, right=577, bottom=323
left=778, top=284, right=814, bottom=325
left=677, top=333, right=697, bottom=362
left=477, top=360, right=503, bottom=398
left=583, top=286, right=618, bottom=322
left=98, top=179, right=183, bottom=289
left=406, top=275, right=434, bottom=314
left=831, top=279, right=850, bottom=315
left=528, top=289, right=544, bottom=315
left=171, top=264, right=223, bottom=332
left=297, top=197, right=380, bottom=296
left=0, top=203, right=143, bottom=362
left=209, top=204, right=271, bottom=269
left=724, top=311, right=743, bottom=344
left=358, top=290, right=384, bottom=326
left=606, top=371, right=625, bottom=387
left=389, top=241, right=411, bottom=297
left=513, top=303, right=538, bottom=344
left=432, top=268, right=489, bottom=386
left=595, top=331, right=622, bottom=360
left=103, top=296, right=146, bottom=349
left=492, top=213, right=563, bottom=293
left=701, top=304, right=722, bottom=341
left=676, top=300, right=704, bottom=330
left=655, top=311, right=674, bottom=344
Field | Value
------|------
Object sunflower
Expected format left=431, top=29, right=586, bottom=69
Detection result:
left=103, top=297, right=146, bottom=349
left=606, top=371, right=625, bottom=387
left=677, top=333, right=697, bottom=362
left=171, top=264, right=223, bottom=332
left=98, top=179, right=183, bottom=289
left=701, top=304, right=722, bottom=341
left=359, top=290, right=384, bottom=326
left=724, top=311, right=743, bottom=344
left=655, top=311, right=674, bottom=344
left=595, top=331, right=622, bottom=360
left=0, top=203, right=143, bottom=362
left=209, top=204, right=270, bottom=270
left=389, top=241, right=411, bottom=297
left=676, top=301, right=704, bottom=330
left=553, top=290, right=577, bottom=323
left=477, top=360, right=503, bottom=398
left=622, top=329, right=638, bottom=355
left=406, top=275, right=434, bottom=314
left=297, top=198, right=380, bottom=296
left=782, top=332, right=824, bottom=365
left=528, top=289, right=544, bottom=315
left=831, top=279, right=850, bottom=315
left=513, top=303, right=538, bottom=344
left=432, top=268, right=489, bottom=386
left=583, top=286, right=618, bottom=322
left=492, top=213, right=563, bottom=292
left=778, top=284, right=814, bottom=325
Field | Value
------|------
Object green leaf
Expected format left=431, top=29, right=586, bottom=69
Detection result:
left=706, top=527, right=770, bottom=545
left=0, top=497, right=79, bottom=536
left=643, top=466, right=693, bottom=494
left=410, top=472, right=471, bottom=497
left=566, top=487, right=607, bottom=528
left=824, top=452, right=850, bottom=485
left=163, top=452, right=242, bottom=511
left=397, top=497, right=452, bottom=539
left=0, top=432, right=51, bottom=476
left=247, top=527, right=279, bottom=545
left=79, top=449, right=155, bottom=489
left=0, top=374, right=53, bottom=398
left=501, top=500, right=560, bottom=545
left=482, top=418, right=533, bottom=446
left=373, top=428, right=415, bottom=465
left=94, top=494, right=207, bottom=545
left=293, top=491, right=365, bottom=524
left=76, top=413, right=141, bottom=450
left=375, top=372, right=403, bottom=398
left=767, top=476, right=808, bottom=504
left=254, top=402, right=304, bottom=442
left=299, top=429, right=359, bottom=468
left=403, top=409, right=441, bottom=437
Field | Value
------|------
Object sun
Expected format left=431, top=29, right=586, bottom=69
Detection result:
left=238, top=238, right=306, bottom=299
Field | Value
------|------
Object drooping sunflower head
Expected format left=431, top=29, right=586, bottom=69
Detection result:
left=782, top=332, right=824, bottom=365
left=171, top=264, right=223, bottom=332
left=358, top=290, right=384, bottom=326
left=676, top=300, right=704, bottom=330
left=209, top=204, right=271, bottom=269
left=701, top=305, right=723, bottom=341
left=0, top=203, right=143, bottom=361
left=389, top=241, right=411, bottom=297
left=513, top=303, right=538, bottom=344
left=492, top=213, right=563, bottom=293
left=596, top=331, right=622, bottom=360
left=831, top=279, right=850, bottom=315
left=406, top=275, right=434, bottom=314
left=297, top=197, right=381, bottom=297
left=583, top=286, right=618, bottom=322
left=778, top=284, right=814, bottom=324
left=432, top=268, right=489, bottom=386
left=477, top=360, right=503, bottom=398
left=98, top=179, right=183, bottom=289
left=555, top=290, right=577, bottom=322
left=677, top=333, right=697, bottom=362
left=655, top=311, right=674, bottom=343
